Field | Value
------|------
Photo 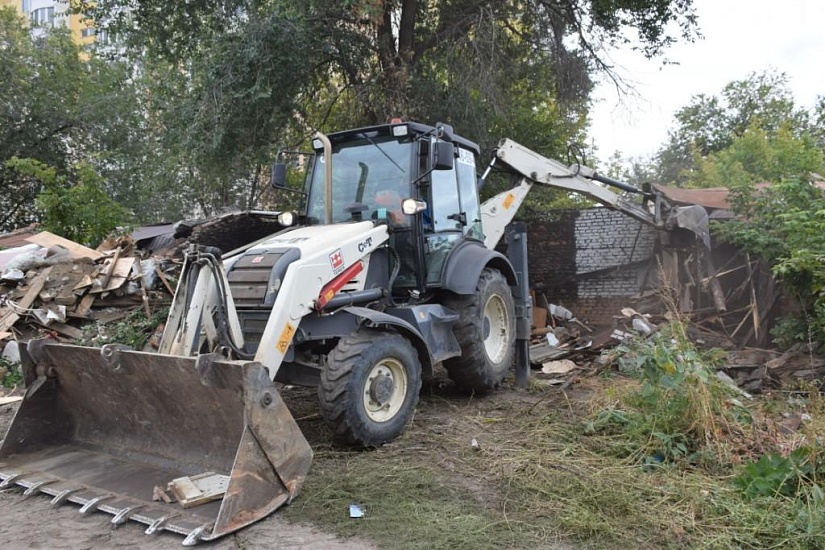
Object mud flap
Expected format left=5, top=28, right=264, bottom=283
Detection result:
left=0, top=340, right=312, bottom=545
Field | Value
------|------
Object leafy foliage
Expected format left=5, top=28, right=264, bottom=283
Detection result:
left=589, top=321, right=742, bottom=468
left=652, top=71, right=824, bottom=187
left=65, top=0, right=699, bottom=219
left=735, top=447, right=822, bottom=499
left=6, top=158, right=132, bottom=248
left=714, top=178, right=825, bottom=348
left=0, top=7, right=147, bottom=231
left=0, top=357, right=23, bottom=388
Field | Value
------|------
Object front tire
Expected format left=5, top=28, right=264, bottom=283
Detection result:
left=319, top=329, right=422, bottom=447
left=443, top=268, right=515, bottom=392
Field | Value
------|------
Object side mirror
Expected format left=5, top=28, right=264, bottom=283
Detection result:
left=433, top=141, right=454, bottom=171
left=271, top=163, right=287, bottom=188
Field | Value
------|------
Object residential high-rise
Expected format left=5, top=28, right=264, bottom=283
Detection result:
left=1, top=0, right=96, bottom=47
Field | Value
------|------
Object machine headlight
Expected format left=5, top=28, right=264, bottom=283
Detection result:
left=401, top=198, right=427, bottom=215
left=278, top=211, right=297, bottom=226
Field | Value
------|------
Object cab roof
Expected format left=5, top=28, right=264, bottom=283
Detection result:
left=324, top=121, right=481, bottom=157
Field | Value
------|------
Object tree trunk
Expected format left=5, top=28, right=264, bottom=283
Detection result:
left=374, top=0, right=417, bottom=121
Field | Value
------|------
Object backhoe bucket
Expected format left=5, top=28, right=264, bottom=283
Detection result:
left=0, top=340, right=312, bottom=545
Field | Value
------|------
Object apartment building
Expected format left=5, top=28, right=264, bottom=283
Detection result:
left=0, top=0, right=97, bottom=47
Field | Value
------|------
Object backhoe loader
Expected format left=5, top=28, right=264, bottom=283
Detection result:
left=0, top=121, right=709, bottom=544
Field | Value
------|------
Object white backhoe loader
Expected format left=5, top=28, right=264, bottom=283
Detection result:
left=0, top=121, right=709, bottom=544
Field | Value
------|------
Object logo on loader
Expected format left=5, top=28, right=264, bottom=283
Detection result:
left=329, top=248, right=345, bottom=274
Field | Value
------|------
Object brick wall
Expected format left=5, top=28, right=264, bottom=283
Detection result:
left=525, top=208, right=659, bottom=326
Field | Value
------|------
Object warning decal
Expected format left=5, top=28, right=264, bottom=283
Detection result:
left=276, top=322, right=296, bottom=354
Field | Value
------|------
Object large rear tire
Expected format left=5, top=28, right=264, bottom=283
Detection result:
left=443, top=268, right=515, bottom=392
left=319, top=329, right=422, bottom=447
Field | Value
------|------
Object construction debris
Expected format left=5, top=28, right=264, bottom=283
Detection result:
left=0, top=233, right=181, bottom=348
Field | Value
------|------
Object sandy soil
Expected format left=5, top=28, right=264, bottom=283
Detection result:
left=0, top=399, right=375, bottom=550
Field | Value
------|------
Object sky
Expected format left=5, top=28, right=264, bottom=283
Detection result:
left=589, top=0, right=825, bottom=164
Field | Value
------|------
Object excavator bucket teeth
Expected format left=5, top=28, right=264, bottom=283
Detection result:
left=0, top=340, right=312, bottom=545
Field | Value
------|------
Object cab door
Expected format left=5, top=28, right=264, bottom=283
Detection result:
left=425, top=144, right=482, bottom=285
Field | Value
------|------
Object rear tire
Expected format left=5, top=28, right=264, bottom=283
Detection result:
left=319, top=329, right=422, bottom=447
left=443, top=268, right=515, bottom=392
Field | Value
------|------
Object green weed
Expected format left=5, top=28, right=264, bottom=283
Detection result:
left=0, top=357, right=23, bottom=388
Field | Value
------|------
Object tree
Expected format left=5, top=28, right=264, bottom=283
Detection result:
left=654, top=71, right=822, bottom=186
left=69, top=0, right=700, bottom=218
left=0, top=7, right=143, bottom=232
left=685, top=125, right=823, bottom=189
left=7, top=158, right=132, bottom=247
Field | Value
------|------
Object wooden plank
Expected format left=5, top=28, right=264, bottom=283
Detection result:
left=35, top=320, right=83, bottom=339
left=72, top=293, right=96, bottom=318
left=0, top=268, right=52, bottom=332
left=89, top=257, right=135, bottom=294
left=168, top=472, right=228, bottom=509
left=24, top=231, right=103, bottom=261
left=0, top=396, right=23, bottom=405
left=154, top=264, right=176, bottom=295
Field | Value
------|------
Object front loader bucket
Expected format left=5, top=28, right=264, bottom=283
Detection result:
left=0, top=340, right=312, bottom=545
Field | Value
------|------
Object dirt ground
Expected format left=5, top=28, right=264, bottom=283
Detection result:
left=0, top=492, right=376, bottom=549
left=0, top=375, right=580, bottom=550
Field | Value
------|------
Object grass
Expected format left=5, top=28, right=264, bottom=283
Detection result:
left=0, top=357, right=23, bottom=388
left=279, top=323, right=825, bottom=549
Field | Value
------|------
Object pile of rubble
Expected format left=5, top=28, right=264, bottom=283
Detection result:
left=0, top=231, right=179, bottom=344
left=528, top=292, right=659, bottom=386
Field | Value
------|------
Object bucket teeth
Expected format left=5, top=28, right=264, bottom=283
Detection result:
left=0, top=472, right=24, bottom=489
left=79, top=495, right=114, bottom=514
left=112, top=505, right=145, bottom=525
left=182, top=524, right=212, bottom=547
left=22, top=479, right=57, bottom=497
left=50, top=488, right=82, bottom=506
left=145, top=513, right=179, bottom=535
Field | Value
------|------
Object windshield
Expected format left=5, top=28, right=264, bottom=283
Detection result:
left=307, top=137, right=414, bottom=224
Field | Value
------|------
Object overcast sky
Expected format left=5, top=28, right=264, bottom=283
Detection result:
left=589, top=0, right=825, bottom=165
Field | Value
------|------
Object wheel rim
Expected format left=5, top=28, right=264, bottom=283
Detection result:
left=483, top=293, right=510, bottom=364
left=362, top=358, right=408, bottom=423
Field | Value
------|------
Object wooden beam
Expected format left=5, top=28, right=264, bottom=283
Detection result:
left=24, top=231, right=103, bottom=261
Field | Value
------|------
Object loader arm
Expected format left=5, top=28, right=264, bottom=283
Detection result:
left=480, top=138, right=710, bottom=249
left=160, top=222, right=391, bottom=381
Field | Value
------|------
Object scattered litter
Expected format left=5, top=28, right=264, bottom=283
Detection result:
left=541, top=359, right=577, bottom=375
left=549, top=303, right=573, bottom=321
left=470, top=437, right=480, bottom=450
left=546, top=332, right=559, bottom=347
left=2, top=340, right=20, bottom=363
left=610, top=330, right=634, bottom=341
left=349, top=504, right=365, bottom=518
left=632, top=317, right=653, bottom=334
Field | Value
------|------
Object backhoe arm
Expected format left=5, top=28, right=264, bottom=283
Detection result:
left=480, top=138, right=709, bottom=249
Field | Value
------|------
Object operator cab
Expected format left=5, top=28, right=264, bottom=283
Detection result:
left=298, top=121, right=484, bottom=293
